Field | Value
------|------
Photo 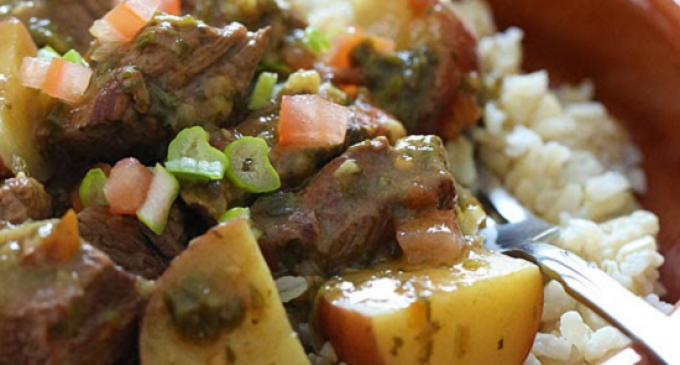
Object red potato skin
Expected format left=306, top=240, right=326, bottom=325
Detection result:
left=317, top=296, right=386, bottom=365
left=316, top=290, right=441, bottom=365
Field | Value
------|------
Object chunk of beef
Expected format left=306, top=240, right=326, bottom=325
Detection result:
left=0, top=156, right=12, bottom=179
left=179, top=178, right=253, bottom=224
left=0, top=175, right=52, bottom=224
left=182, top=0, right=311, bottom=73
left=251, top=135, right=456, bottom=277
left=78, top=205, right=187, bottom=279
left=47, top=0, right=115, bottom=52
left=340, top=2, right=480, bottom=138
left=0, top=221, right=144, bottom=365
left=184, top=99, right=407, bottom=223
left=39, top=15, right=270, bottom=168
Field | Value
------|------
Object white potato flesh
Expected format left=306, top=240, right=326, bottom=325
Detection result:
left=0, top=19, right=51, bottom=180
left=316, top=250, right=544, bottom=365
left=140, top=218, right=310, bottom=365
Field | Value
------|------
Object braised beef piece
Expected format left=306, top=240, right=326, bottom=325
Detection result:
left=251, top=135, right=456, bottom=277
left=0, top=175, right=52, bottom=225
left=0, top=156, right=11, bottom=179
left=78, top=205, right=188, bottom=279
left=179, top=178, right=253, bottom=224
left=0, top=224, right=144, bottom=365
left=348, top=44, right=439, bottom=130
left=183, top=99, right=407, bottom=223
left=338, top=4, right=480, bottom=139
left=39, top=15, right=270, bottom=168
left=182, top=0, right=313, bottom=73
left=47, top=0, right=115, bottom=52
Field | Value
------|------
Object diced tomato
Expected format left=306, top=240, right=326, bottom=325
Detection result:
left=40, top=57, right=66, bottom=96
left=328, top=27, right=396, bottom=69
left=158, top=0, right=182, bottom=15
left=278, top=94, right=350, bottom=149
left=19, top=57, right=50, bottom=89
left=395, top=210, right=466, bottom=265
left=158, top=0, right=181, bottom=15
left=44, top=58, right=93, bottom=103
left=104, top=158, right=153, bottom=215
left=90, top=0, right=160, bottom=43
left=20, top=57, right=92, bottom=104
left=328, top=29, right=362, bottom=69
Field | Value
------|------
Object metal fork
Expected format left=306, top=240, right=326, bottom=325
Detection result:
left=476, top=166, right=680, bottom=365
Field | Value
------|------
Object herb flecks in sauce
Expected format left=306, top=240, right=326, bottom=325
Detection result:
left=164, top=275, right=246, bottom=342
left=350, top=40, right=439, bottom=133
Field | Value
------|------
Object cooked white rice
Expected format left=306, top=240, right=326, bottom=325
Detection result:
left=442, top=2, right=671, bottom=363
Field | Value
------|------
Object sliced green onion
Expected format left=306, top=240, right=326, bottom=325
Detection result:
left=249, top=72, right=278, bottom=110
left=137, top=164, right=180, bottom=235
left=224, top=137, right=280, bottom=194
left=165, top=158, right=226, bottom=181
left=257, top=55, right=293, bottom=76
left=302, top=26, right=330, bottom=55
left=62, top=49, right=88, bottom=66
left=79, top=168, right=109, bottom=208
left=319, top=82, right=349, bottom=105
left=37, top=46, right=61, bottom=60
left=37, top=47, right=88, bottom=66
left=165, top=126, right=228, bottom=182
left=219, top=207, right=250, bottom=223
left=218, top=206, right=261, bottom=239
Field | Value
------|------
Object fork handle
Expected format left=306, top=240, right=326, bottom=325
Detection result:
left=507, top=242, right=680, bottom=365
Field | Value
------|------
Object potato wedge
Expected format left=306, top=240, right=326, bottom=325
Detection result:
left=0, top=18, right=51, bottom=180
left=140, top=218, right=310, bottom=365
left=316, top=250, right=543, bottom=365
